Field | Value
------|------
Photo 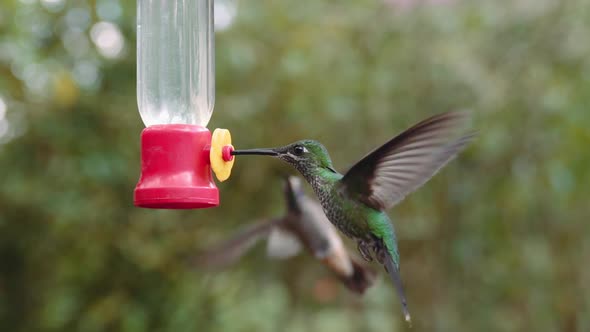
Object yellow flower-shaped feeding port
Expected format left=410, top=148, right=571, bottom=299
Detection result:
left=210, top=128, right=235, bottom=182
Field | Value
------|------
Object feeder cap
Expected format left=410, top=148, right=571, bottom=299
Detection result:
left=210, top=128, right=235, bottom=182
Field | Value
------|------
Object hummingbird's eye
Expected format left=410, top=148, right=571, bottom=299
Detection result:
left=293, top=145, right=306, bottom=156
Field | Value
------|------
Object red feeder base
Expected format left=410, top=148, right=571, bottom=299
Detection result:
left=134, top=124, right=219, bottom=209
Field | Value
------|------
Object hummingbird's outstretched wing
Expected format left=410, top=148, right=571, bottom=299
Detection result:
left=341, top=111, right=475, bottom=210
left=266, top=226, right=303, bottom=259
left=192, top=217, right=283, bottom=269
left=261, top=176, right=307, bottom=260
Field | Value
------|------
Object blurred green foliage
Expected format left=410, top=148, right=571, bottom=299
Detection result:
left=1, top=0, right=589, bottom=331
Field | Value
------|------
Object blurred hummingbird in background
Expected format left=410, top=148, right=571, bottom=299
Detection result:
left=232, top=111, right=475, bottom=323
left=193, top=176, right=376, bottom=294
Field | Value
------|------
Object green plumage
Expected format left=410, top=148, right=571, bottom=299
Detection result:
left=367, top=211, right=399, bottom=266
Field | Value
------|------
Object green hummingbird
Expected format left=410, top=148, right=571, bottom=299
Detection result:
left=193, top=176, right=376, bottom=294
left=231, top=112, right=475, bottom=323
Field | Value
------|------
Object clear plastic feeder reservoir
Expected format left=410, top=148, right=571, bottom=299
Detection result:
left=137, top=0, right=214, bottom=126
left=134, top=0, right=219, bottom=209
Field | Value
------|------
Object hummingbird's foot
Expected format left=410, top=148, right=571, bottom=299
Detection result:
left=373, top=241, right=387, bottom=264
left=357, top=241, right=373, bottom=262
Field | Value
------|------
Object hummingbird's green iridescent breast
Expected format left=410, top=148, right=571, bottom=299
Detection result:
left=304, top=166, right=401, bottom=266
left=304, top=169, right=372, bottom=240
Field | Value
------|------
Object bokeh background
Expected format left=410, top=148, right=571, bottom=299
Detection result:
left=1, top=0, right=589, bottom=331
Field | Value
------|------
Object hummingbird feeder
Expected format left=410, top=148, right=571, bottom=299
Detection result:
left=134, top=0, right=235, bottom=209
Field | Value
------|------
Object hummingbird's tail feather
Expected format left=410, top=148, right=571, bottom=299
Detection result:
left=382, top=248, right=412, bottom=325
left=339, top=257, right=377, bottom=294
left=190, top=218, right=283, bottom=269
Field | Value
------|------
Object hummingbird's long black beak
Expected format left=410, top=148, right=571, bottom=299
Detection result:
left=231, top=148, right=278, bottom=156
